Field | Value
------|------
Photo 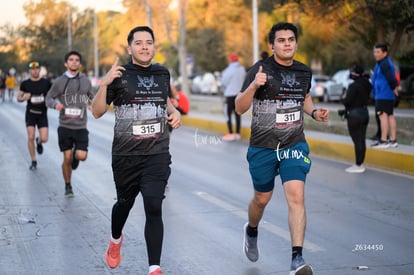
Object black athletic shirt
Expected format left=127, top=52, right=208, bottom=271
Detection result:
left=20, top=78, right=52, bottom=114
left=241, top=57, right=312, bottom=149
left=106, top=62, right=172, bottom=156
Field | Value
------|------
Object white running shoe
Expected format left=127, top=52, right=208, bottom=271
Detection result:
left=345, top=164, right=366, bottom=173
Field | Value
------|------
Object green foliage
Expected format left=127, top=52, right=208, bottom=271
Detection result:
left=186, top=27, right=227, bottom=73
left=160, top=42, right=179, bottom=76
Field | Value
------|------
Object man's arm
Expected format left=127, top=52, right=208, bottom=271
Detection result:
left=167, top=97, right=181, bottom=129
left=235, top=65, right=266, bottom=115
left=17, top=89, right=29, bottom=103
left=45, top=80, right=65, bottom=110
left=92, top=57, right=125, bottom=119
left=92, top=84, right=109, bottom=118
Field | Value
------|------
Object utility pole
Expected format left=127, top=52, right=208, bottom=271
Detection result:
left=178, top=0, right=189, bottom=95
left=67, top=10, right=72, bottom=51
left=144, top=0, right=153, bottom=28
left=93, top=9, right=99, bottom=77
left=252, top=0, right=259, bottom=63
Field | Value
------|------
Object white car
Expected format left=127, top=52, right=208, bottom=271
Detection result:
left=310, top=74, right=344, bottom=102
left=190, top=72, right=219, bottom=95
left=332, top=69, right=353, bottom=93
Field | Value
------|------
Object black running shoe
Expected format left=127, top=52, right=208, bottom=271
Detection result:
left=65, top=184, right=74, bottom=197
left=29, top=161, right=37, bottom=171
left=72, top=149, right=79, bottom=170
left=36, top=137, right=43, bottom=154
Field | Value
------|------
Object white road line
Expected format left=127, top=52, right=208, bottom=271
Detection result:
left=195, top=191, right=324, bottom=252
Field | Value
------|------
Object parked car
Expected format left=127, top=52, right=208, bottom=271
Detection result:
left=332, top=69, right=353, bottom=93
left=398, top=65, right=414, bottom=100
left=310, top=74, right=344, bottom=102
left=190, top=72, right=219, bottom=95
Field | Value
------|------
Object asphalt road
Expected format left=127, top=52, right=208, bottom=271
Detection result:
left=0, top=101, right=413, bottom=275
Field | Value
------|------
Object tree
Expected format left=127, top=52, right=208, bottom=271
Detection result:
left=297, top=0, right=414, bottom=72
left=186, top=27, right=226, bottom=73
left=21, top=0, right=96, bottom=74
left=0, top=24, right=24, bottom=72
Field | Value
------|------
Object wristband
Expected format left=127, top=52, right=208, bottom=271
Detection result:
left=311, top=109, right=318, bottom=120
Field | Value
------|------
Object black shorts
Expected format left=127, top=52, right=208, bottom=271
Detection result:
left=375, top=100, right=394, bottom=115
left=112, top=153, right=171, bottom=200
left=25, top=109, right=48, bottom=128
left=58, top=127, right=89, bottom=152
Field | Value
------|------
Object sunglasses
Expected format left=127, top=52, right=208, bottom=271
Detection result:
left=29, top=62, right=40, bottom=68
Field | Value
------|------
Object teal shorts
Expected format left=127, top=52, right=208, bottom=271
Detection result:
left=247, top=142, right=312, bottom=192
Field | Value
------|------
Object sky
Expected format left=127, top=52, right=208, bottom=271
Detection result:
left=1, top=0, right=125, bottom=27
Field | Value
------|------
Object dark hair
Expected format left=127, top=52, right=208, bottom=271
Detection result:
left=127, top=26, right=155, bottom=45
left=350, top=64, right=365, bottom=80
left=64, top=51, right=82, bottom=63
left=374, top=43, right=388, bottom=52
left=268, top=22, right=298, bottom=44
left=260, top=51, right=269, bottom=60
left=351, top=64, right=364, bottom=75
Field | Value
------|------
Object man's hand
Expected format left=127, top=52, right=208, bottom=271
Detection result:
left=168, top=109, right=181, bottom=129
left=254, top=65, right=267, bottom=88
left=101, top=57, right=125, bottom=87
left=55, top=103, right=65, bottom=111
left=314, top=108, right=329, bottom=122
left=394, top=87, right=399, bottom=97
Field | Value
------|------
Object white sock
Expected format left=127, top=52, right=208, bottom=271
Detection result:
left=149, top=265, right=160, bottom=272
left=111, top=235, right=122, bottom=244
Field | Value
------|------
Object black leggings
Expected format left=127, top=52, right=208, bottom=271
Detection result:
left=225, top=96, right=240, bottom=134
left=347, top=108, right=369, bottom=165
left=111, top=196, right=164, bottom=266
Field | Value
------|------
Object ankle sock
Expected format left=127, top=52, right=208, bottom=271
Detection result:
left=292, top=246, right=303, bottom=260
left=246, top=224, right=258, bottom=237
left=111, top=235, right=122, bottom=244
left=149, top=265, right=160, bottom=272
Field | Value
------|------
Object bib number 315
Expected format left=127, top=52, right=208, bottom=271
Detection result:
left=132, top=121, right=161, bottom=139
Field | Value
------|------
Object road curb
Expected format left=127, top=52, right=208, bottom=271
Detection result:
left=182, top=115, right=414, bottom=175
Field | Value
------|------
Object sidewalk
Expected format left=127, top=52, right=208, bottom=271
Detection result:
left=182, top=110, right=414, bottom=175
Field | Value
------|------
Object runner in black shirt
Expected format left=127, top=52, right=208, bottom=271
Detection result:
left=17, top=61, right=52, bottom=170
left=236, top=22, right=329, bottom=275
left=92, top=26, right=181, bottom=275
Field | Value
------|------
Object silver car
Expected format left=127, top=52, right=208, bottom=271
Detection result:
left=310, top=74, right=344, bottom=102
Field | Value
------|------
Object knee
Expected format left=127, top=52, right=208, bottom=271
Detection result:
left=115, top=197, right=135, bottom=210
left=144, top=197, right=163, bottom=217
left=76, top=150, right=88, bottom=161
left=252, top=194, right=271, bottom=209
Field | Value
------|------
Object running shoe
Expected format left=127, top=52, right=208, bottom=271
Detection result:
left=71, top=149, right=79, bottom=170
left=371, top=140, right=390, bottom=149
left=243, top=222, right=259, bottom=262
left=36, top=137, right=43, bottom=154
left=105, top=234, right=123, bottom=269
left=222, top=133, right=235, bottom=141
left=389, top=140, right=398, bottom=148
left=345, top=164, right=365, bottom=173
left=148, top=267, right=163, bottom=275
left=65, top=184, right=74, bottom=198
left=290, top=255, right=313, bottom=275
left=233, top=133, right=241, bottom=140
left=29, top=161, right=37, bottom=171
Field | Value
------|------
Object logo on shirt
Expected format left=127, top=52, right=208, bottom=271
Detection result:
left=281, top=73, right=300, bottom=88
left=137, top=75, right=159, bottom=90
